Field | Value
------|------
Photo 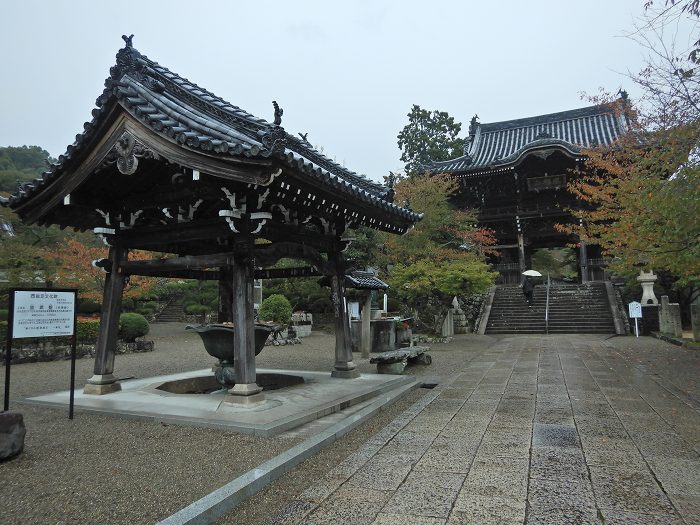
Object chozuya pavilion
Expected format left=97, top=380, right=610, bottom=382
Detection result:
left=5, top=36, right=421, bottom=399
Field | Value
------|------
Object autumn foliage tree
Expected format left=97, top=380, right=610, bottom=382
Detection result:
left=50, top=238, right=157, bottom=302
left=560, top=0, right=700, bottom=316
left=383, top=174, right=497, bottom=332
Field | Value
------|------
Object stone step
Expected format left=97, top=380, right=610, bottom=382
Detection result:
left=485, top=283, right=615, bottom=335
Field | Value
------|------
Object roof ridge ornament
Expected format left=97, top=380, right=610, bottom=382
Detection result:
left=273, top=101, right=283, bottom=125
left=107, top=35, right=164, bottom=94
left=469, top=114, right=479, bottom=137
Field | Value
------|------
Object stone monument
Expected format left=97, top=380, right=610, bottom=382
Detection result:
left=659, top=296, right=683, bottom=338
left=0, top=412, right=26, bottom=461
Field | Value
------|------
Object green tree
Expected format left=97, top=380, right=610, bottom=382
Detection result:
left=0, top=145, right=54, bottom=192
left=381, top=174, right=497, bottom=332
left=397, top=105, right=464, bottom=176
left=388, top=258, right=495, bottom=333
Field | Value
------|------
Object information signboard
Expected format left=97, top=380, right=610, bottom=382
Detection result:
left=628, top=301, right=642, bottom=338
left=5, top=288, right=78, bottom=417
left=12, top=290, right=76, bottom=338
left=628, top=301, right=642, bottom=319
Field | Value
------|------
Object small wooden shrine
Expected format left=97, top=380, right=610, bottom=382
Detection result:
left=427, top=100, right=631, bottom=283
left=4, top=37, right=421, bottom=398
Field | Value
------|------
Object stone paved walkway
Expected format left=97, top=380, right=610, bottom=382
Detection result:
left=271, top=335, right=700, bottom=525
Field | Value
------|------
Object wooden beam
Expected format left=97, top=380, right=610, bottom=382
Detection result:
left=116, top=218, right=231, bottom=248
left=117, top=264, right=320, bottom=280
left=120, top=252, right=235, bottom=273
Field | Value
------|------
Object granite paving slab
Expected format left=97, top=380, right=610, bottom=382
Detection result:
left=461, top=456, right=529, bottom=500
left=527, top=477, right=596, bottom=509
left=580, top=435, right=647, bottom=467
left=532, top=422, right=580, bottom=448
left=646, top=457, right=700, bottom=497
left=242, top=334, right=700, bottom=525
left=598, top=508, right=684, bottom=524
left=529, top=446, right=589, bottom=483
left=449, top=494, right=525, bottom=524
left=589, top=464, right=676, bottom=515
left=632, top=431, right=699, bottom=460
left=525, top=505, right=601, bottom=525
left=381, top=471, right=466, bottom=518
left=372, top=513, right=446, bottom=525
left=300, top=486, right=392, bottom=525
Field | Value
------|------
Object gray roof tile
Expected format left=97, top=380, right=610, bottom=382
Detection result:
left=4, top=41, right=421, bottom=224
left=428, top=103, right=630, bottom=175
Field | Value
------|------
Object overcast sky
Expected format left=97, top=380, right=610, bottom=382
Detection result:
left=1, top=0, right=655, bottom=181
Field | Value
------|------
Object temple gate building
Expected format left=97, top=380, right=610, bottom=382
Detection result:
left=427, top=100, right=631, bottom=284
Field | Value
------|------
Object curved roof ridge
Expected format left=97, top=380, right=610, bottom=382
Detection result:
left=4, top=40, right=396, bottom=213
left=425, top=101, right=626, bottom=176
left=480, top=103, right=617, bottom=132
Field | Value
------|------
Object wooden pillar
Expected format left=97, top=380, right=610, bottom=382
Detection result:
left=229, top=240, right=262, bottom=397
left=218, top=266, right=233, bottom=323
left=330, top=250, right=359, bottom=378
left=579, top=239, right=589, bottom=283
left=361, top=292, right=372, bottom=358
left=517, top=231, right=526, bottom=274
left=84, top=244, right=127, bottom=395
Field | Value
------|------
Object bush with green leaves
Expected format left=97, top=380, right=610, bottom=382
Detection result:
left=388, top=256, right=496, bottom=333
left=76, top=319, right=100, bottom=342
left=258, top=294, right=292, bottom=325
left=135, top=300, right=158, bottom=317
left=78, top=299, right=102, bottom=315
left=118, top=313, right=150, bottom=342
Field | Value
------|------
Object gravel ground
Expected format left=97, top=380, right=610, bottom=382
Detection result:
left=1, top=323, right=489, bottom=525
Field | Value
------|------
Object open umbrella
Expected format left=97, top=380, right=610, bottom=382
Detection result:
left=522, top=270, right=542, bottom=277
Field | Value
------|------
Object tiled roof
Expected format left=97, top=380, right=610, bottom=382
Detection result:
left=345, top=271, right=389, bottom=290
left=428, top=103, right=629, bottom=174
left=5, top=40, right=420, bottom=224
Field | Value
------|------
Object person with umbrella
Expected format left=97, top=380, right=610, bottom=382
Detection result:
left=521, top=270, right=541, bottom=308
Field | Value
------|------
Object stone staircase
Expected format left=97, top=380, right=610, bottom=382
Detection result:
left=485, top=283, right=617, bottom=335
left=154, top=297, right=185, bottom=323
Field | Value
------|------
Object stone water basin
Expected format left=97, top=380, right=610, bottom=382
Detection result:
left=186, top=323, right=274, bottom=387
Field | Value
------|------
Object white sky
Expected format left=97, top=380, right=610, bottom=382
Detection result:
left=1, top=0, right=654, bottom=181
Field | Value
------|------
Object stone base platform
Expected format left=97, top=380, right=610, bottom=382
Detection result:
left=20, top=368, right=416, bottom=437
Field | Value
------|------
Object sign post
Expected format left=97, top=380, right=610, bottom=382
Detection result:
left=628, top=301, right=642, bottom=338
left=4, top=289, right=77, bottom=418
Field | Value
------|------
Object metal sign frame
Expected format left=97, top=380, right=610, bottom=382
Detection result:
left=4, top=288, right=78, bottom=418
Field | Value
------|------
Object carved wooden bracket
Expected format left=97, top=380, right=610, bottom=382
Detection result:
left=103, top=131, right=159, bottom=175
left=254, top=242, right=334, bottom=275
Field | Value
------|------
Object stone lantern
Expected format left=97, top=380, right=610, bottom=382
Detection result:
left=637, top=270, right=659, bottom=305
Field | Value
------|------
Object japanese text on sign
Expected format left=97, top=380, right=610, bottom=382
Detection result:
left=628, top=301, right=642, bottom=319
left=12, top=291, right=76, bottom=338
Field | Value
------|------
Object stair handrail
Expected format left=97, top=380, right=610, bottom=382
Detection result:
left=545, top=273, right=551, bottom=335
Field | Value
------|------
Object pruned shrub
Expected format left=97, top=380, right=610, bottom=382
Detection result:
left=118, top=313, right=149, bottom=342
left=76, top=319, right=100, bottom=343
left=78, top=299, right=102, bottom=315
left=258, top=294, right=292, bottom=325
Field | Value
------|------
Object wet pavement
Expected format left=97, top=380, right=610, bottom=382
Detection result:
left=270, top=335, right=700, bottom=525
